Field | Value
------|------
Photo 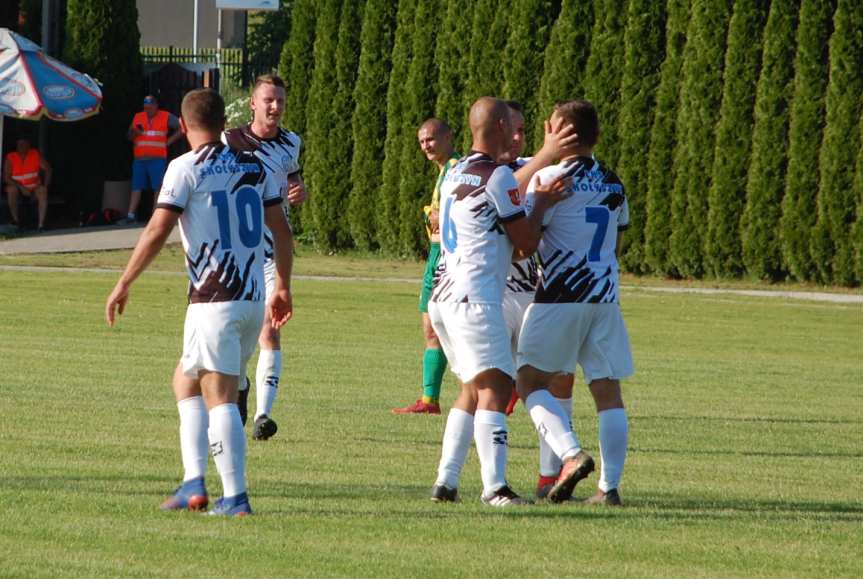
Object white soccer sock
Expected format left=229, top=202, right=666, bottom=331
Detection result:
left=598, top=408, right=629, bottom=492
left=435, top=408, right=474, bottom=489
left=474, top=410, right=509, bottom=495
left=539, top=397, right=572, bottom=477
left=526, top=390, right=581, bottom=461
left=255, top=349, right=282, bottom=420
left=208, top=403, right=247, bottom=498
left=177, top=396, right=209, bottom=481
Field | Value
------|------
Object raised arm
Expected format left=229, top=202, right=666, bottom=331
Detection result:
left=513, top=117, right=579, bottom=196
left=504, top=174, right=571, bottom=257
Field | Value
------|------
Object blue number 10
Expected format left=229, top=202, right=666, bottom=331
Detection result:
left=585, top=206, right=609, bottom=262
left=212, top=187, right=263, bottom=250
left=441, top=197, right=458, bottom=252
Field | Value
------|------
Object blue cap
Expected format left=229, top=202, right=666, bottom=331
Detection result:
left=143, top=96, right=156, bottom=105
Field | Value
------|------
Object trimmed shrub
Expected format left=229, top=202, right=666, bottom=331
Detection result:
left=644, top=0, right=691, bottom=275
left=704, top=0, right=767, bottom=278
left=668, top=0, right=731, bottom=278
left=741, top=0, right=799, bottom=281
left=811, top=0, right=863, bottom=285
left=617, top=0, right=666, bottom=273
left=781, top=0, right=835, bottom=282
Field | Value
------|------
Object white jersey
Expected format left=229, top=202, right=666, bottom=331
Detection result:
left=223, top=124, right=302, bottom=263
left=157, top=142, right=282, bottom=304
left=431, top=151, right=524, bottom=305
left=505, top=157, right=538, bottom=294
left=526, top=156, right=629, bottom=304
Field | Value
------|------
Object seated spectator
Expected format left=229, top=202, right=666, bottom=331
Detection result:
left=3, top=137, right=51, bottom=231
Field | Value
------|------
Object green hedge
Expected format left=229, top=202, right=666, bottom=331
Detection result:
left=277, top=0, right=863, bottom=285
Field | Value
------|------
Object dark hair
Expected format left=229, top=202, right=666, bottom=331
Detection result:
left=181, top=89, right=225, bottom=131
left=253, top=74, right=286, bottom=91
left=505, top=100, right=524, bottom=114
left=554, top=99, right=600, bottom=147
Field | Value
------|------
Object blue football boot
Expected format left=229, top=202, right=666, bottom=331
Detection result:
left=160, top=476, right=209, bottom=511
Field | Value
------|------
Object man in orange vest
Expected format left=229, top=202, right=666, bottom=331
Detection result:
left=121, top=95, right=182, bottom=224
left=3, top=137, right=52, bottom=231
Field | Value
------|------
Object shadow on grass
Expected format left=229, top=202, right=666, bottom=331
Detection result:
left=630, top=446, right=863, bottom=459
left=635, top=415, right=862, bottom=426
left=5, top=475, right=861, bottom=524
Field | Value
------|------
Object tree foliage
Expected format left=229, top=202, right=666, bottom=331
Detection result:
left=811, top=0, right=863, bottom=285
left=704, top=0, right=767, bottom=278
left=535, top=0, right=594, bottom=145
left=644, top=0, right=690, bottom=275
left=397, top=0, right=444, bottom=257
left=617, top=0, right=666, bottom=273
left=781, top=0, right=835, bottom=282
left=434, top=0, right=475, bottom=144
left=377, top=0, right=416, bottom=254
left=741, top=0, right=799, bottom=281
left=305, top=0, right=363, bottom=250
left=668, top=0, right=731, bottom=278
left=347, top=1, right=398, bottom=250
left=584, top=0, right=629, bottom=168
left=502, top=0, right=561, bottom=152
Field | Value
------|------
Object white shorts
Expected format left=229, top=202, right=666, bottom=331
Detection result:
left=502, top=290, right=534, bottom=357
left=181, top=301, right=265, bottom=378
left=428, top=301, right=515, bottom=383
left=517, top=302, right=634, bottom=384
left=264, top=260, right=276, bottom=297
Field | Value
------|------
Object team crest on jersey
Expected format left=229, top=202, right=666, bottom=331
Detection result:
left=507, top=188, right=521, bottom=206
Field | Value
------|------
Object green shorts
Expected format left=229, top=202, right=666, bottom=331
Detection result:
left=419, top=242, right=442, bottom=313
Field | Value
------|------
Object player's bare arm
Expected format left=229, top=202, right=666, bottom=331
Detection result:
left=105, top=208, right=179, bottom=326
left=513, top=117, right=579, bottom=196
left=264, top=203, right=294, bottom=328
left=507, top=174, right=572, bottom=258
left=286, top=173, right=308, bottom=205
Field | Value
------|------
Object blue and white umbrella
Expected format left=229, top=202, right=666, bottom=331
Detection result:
left=0, top=27, right=102, bottom=151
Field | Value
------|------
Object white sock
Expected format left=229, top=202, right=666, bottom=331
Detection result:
left=526, top=390, right=581, bottom=461
left=435, top=409, right=474, bottom=489
left=539, top=397, right=572, bottom=476
left=208, top=403, right=247, bottom=497
left=255, top=349, right=282, bottom=420
left=598, top=408, right=628, bottom=492
left=177, top=396, right=208, bottom=481
left=474, top=410, right=509, bottom=495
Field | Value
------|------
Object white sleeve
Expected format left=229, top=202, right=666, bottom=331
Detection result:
left=156, top=159, right=193, bottom=212
left=261, top=171, right=283, bottom=207
left=486, top=165, right=525, bottom=223
left=524, top=172, right=555, bottom=227
left=286, top=132, right=302, bottom=175
left=618, top=192, right=630, bottom=230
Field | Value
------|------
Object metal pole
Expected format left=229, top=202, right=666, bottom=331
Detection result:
left=192, top=0, right=199, bottom=63
left=216, top=9, right=223, bottom=70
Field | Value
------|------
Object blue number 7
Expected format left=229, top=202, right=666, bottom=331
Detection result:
left=585, top=206, right=609, bottom=262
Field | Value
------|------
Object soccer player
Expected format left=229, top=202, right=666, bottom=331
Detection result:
left=392, top=118, right=459, bottom=415
left=430, top=101, right=579, bottom=503
left=428, top=97, right=571, bottom=506
left=105, top=88, right=295, bottom=516
left=223, top=74, right=308, bottom=440
left=518, top=99, right=633, bottom=505
left=501, top=101, right=579, bottom=499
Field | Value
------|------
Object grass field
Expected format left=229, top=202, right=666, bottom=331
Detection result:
left=1, top=250, right=861, bottom=578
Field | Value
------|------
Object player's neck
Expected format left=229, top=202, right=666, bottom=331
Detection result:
left=470, top=140, right=502, bottom=162
left=250, top=119, right=279, bottom=140
left=433, top=149, right=455, bottom=169
left=561, top=147, right=594, bottom=162
left=186, top=129, right=222, bottom=150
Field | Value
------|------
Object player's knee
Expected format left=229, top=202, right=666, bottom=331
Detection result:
left=515, top=365, right=545, bottom=399
left=589, top=378, right=624, bottom=411
left=4, top=184, right=16, bottom=197
left=258, top=327, right=280, bottom=349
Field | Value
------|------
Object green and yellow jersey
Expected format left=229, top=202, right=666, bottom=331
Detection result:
left=423, top=153, right=461, bottom=239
